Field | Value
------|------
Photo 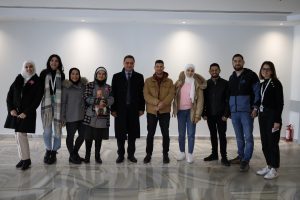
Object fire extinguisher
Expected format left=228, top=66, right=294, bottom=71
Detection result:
left=285, top=124, right=294, bottom=142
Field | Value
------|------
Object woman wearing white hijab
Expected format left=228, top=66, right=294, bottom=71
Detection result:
left=173, top=64, right=207, bottom=163
left=4, top=60, right=41, bottom=170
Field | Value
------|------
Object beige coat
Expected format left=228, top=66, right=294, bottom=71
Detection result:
left=173, top=71, right=207, bottom=123
left=144, top=73, right=175, bottom=115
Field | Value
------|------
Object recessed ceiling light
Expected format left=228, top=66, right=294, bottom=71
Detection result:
left=280, top=22, right=283, bottom=26
left=81, top=19, right=86, bottom=22
left=181, top=21, right=186, bottom=24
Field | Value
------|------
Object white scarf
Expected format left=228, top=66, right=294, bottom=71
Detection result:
left=21, top=60, right=36, bottom=84
left=41, top=70, right=62, bottom=136
left=184, top=64, right=195, bottom=103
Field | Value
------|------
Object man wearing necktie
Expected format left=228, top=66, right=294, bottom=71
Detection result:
left=111, top=55, right=145, bottom=163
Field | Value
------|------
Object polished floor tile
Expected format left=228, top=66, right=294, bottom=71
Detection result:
left=0, top=136, right=299, bottom=200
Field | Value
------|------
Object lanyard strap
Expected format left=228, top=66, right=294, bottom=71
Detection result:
left=260, top=79, right=271, bottom=103
left=50, top=75, right=57, bottom=91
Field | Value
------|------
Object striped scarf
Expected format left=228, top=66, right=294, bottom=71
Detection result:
left=41, top=70, right=62, bottom=136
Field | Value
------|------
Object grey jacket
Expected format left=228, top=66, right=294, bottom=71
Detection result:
left=61, top=78, right=88, bottom=123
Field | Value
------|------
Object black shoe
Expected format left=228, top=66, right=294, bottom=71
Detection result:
left=69, top=155, right=81, bottom=164
left=16, top=160, right=23, bottom=168
left=116, top=156, right=124, bottom=164
left=74, top=152, right=85, bottom=162
left=163, top=154, right=170, bottom=164
left=127, top=156, right=137, bottom=163
left=44, top=150, right=51, bottom=164
left=143, top=155, right=151, bottom=164
left=84, top=153, right=90, bottom=163
left=76, top=153, right=85, bottom=162
left=79, top=157, right=85, bottom=162
left=96, top=157, right=102, bottom=164
left=95, top=153, right=102, bottom=164
left=221, top=157, right=231, bottom=166
left=203, top=154, right=218, bottom=161
left=230, top=156, right=241, bottom=165
left=47, top=151, right=57, bottom=165
left=240, top=160, right=250, bottom=172
left=21, top=159, right=31, bottom=170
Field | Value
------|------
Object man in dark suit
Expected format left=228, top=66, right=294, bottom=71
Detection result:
left=111, top=55, right=145, bottom=163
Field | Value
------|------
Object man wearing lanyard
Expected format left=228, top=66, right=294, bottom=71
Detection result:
left=228, top=54, right=260, bottom=172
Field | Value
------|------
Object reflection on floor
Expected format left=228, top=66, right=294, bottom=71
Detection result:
left=0, top=136, right=299, bottom=200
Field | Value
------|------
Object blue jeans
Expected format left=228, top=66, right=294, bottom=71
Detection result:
left=43, top=123, right=61, bottom=151
left=231, top=112, right=254, bottom=162
left=177, top=109, right=196, bottom=154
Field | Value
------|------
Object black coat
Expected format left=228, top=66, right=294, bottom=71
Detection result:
left=260, top=78, right=284, bottom=123
left=203, top=77, right=230, bottom=117
left=111, top=68, right=145, bottom=139
left=4, top=74, right=41, bottom=133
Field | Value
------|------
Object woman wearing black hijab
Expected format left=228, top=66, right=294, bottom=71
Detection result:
left=62, top=68, right=88, bottom=164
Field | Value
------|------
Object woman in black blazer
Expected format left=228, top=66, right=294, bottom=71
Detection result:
left=4, top=60, right=41, bottom=170
left=256, top=61, right=284, bottom=180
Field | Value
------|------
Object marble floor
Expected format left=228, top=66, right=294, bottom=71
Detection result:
left=0, top=136, right=299, bottom=200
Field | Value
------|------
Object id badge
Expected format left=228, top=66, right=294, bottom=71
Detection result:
left=259, top=105, right=264, bottom=112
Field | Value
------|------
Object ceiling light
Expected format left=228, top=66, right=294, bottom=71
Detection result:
left=81, top=19, right=86, bottom=23
left=181, top=21, right=186, bottom=24
left=280, top=22, right=283, bottom=26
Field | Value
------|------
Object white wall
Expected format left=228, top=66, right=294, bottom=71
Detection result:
left=290, top=25, right=300, bottom=142
left=0, top=21, right=294, bottom=137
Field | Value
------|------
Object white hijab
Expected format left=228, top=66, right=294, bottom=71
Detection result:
left=21, top=60, right=36, bottom=84
left=184, top=64, right=195, bottom=103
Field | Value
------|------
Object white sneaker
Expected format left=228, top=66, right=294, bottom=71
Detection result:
left=177, top=152, right=185, bottom=161
left=256, top=166, right=271, bottom=176
left=186, top=153, right=194, bottom=163
left=264, top=168, right=278, bottom=180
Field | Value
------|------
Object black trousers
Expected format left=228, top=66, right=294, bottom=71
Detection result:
left=117, top=136, right=136, bottom=158
left=66, top=121, right=85, bottom=156
left=258, top=110, right=281, bottom=168
left=84, top=125, right=109, bottom=158
left=146, top=113, right=170, bottom=156
left=206, top=115, right=227, bottom=158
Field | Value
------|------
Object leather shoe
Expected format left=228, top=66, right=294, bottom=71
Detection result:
left=229, top=156, right=241, bottom=164
left=143, top=155, right=151, bottom=164
left=163, top=154, right=170, bottom=164
left=16, top=160, right=23, bottom=168
left=69, top=155, right=81, bottom=164
left=221, top=157, right=231, bottom=166
left=127, top=156, right=137, bottom=163
left=116, top=156, right=124, bottom=163
left=21, top=159, right=31, bottom=170
left=96, top=157, right=102, bottom=164
left=203, top=154, right=218, bottom=161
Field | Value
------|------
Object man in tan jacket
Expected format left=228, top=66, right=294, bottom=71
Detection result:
left=143, top=60, right=175, bottom=164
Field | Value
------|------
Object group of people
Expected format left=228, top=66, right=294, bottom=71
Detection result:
left=4, top=53, right=284, bottom=180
